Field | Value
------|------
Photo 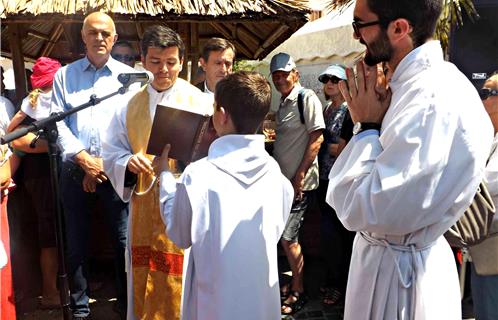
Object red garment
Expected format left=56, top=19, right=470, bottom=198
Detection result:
left=30, top=57, right=61, bottom=89
left=0, top=192, right=16, bottom=320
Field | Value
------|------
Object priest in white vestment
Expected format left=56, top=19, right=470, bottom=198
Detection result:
left=103, top=25, right=210, bottom=319
left=327, top=0, right=494, bottom=319
left=158, top=71, right=294, bottom=320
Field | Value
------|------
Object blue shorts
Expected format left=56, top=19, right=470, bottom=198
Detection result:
left=281, top=191, right=311, bottom=243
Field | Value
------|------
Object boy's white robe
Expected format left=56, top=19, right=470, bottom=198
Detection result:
left=160, top=135, right=293, bottom=320
left=327, top=41, right=494, bottom=319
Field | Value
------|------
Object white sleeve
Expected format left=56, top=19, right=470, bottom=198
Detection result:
left=159, top=171, right=193, bottom=249
left=51, top=69, right=86, bottom=159
left=102, top=104, right=134, bottom=202
left=327, top=102, right=491, bottom=235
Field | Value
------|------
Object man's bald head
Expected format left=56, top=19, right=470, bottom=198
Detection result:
left=83, top=12, right=116, bottom=34
left=81, top=12, right=118, bottom=68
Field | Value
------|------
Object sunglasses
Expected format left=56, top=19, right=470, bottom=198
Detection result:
left=320, top=76, right=341, bottom=84
left=479, top=88, right=498, bottom=100
left=352, top=19, right=384, bottom=38
left=112, top=54, right=135, bottom=63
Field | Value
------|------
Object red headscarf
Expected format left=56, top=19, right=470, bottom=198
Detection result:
left=30, top=57, right=61, bottom=89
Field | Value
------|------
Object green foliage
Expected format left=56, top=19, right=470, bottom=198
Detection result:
left=233, top=60, right=257, bottom=72
left=436, top=0, right=478, bottom=53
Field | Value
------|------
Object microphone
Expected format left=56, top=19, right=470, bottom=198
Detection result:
left=118, top=71, right=154, bottom=86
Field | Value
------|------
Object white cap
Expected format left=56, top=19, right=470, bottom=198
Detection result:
left=318, top=64, right=347, bottom=82
left=270, top=52, right=296, bottom=73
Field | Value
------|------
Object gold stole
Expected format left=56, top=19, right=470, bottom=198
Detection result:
left=126, top=87, right=183, bottom=320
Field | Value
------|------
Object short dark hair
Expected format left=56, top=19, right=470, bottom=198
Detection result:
left=140, top=25, right=185, bottom=60
left=367, top=0, right=443, bottom=48
left=201, top=37, right=236, bottom=62
left=215, top=71, right=271, bottom=134
left=113, top=40, right=134, bottom=51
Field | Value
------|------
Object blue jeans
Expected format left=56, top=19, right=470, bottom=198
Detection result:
left=471, top=263, right=498, bottom=320
left=61, top=162, right=128, bottom=317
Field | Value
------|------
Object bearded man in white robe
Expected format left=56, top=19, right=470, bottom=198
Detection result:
left=327, top=0, right=494, bottom=319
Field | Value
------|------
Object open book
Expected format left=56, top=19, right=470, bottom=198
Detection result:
left=146, top=104, right=218, bottom=162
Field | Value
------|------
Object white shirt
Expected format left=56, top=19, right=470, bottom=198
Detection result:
left=327, top=41, right=493, bottom=320
left=20, top=90, right=52, bottom=120
left=200, top=81, right=215, bottom=108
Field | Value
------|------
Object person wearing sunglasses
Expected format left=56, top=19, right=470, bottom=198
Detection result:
left=469, top=72, right=498, bottom=320
left=316, top=64, right=355, bottom=307
left=480, top=86, right=498, bottom=101
left=111, top=40, right=136, bottom=68
left=326, top=0, right=494, bottom=319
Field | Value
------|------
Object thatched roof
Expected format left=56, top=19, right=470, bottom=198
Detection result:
left=0, top=0, right=310, bottom=64
left=1, top=0, right=308, bottom=17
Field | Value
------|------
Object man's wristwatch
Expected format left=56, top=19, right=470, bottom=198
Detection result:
left=352, top=122, right=381, bottom=135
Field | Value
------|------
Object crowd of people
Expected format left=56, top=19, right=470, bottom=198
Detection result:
left=0, top=0, right=497, bottom=319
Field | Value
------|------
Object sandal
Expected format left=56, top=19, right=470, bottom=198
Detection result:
left=280, top=283, right=290, bottom=301
left=281, top=291, right=308, bottom=315
left=323, top=288, right=342, bottom=306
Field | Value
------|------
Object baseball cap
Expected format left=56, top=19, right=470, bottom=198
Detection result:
left=270, top=52, right=296, bottom=73
left=318, top=64, right=347, bottom=83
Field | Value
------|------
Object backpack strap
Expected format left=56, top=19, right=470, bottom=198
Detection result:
left=297, top=88, right=305, bottom=125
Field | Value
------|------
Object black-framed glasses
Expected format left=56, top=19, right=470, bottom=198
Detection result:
left=479, top=88, right=498, bottom=100
left=112, top=54, right=135, bottom=63
left=319, top=76, right=341, bottom=84
left=352, top=20, right=383, bottom=38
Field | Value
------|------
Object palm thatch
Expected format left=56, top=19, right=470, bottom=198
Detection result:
left=0, top=0, right=309, bottom=18
left=0, top=0, right=311, bottom=65
left=1, top=0, right=311, bottom=102
left=325, top=0, right=478, bottom=51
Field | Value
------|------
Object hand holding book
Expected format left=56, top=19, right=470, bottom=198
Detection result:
left=152, top=144, right=171, bottom=176
left=147, top=104, right=218, bottom=163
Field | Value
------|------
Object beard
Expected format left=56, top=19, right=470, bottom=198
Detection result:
left=362, top=29, right=393, bottom=66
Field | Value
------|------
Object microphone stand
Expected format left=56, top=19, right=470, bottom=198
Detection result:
left=1, top=85, right=130, bottom=320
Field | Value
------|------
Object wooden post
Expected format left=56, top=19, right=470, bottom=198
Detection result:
left=9, top=23, right=27, bottom=105
left=190, top=23, right=199, bottom=84
left=178, top=23, right=189, bottom=80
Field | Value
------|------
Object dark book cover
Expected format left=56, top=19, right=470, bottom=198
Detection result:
left=146, top=104, right=218, bottom=162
